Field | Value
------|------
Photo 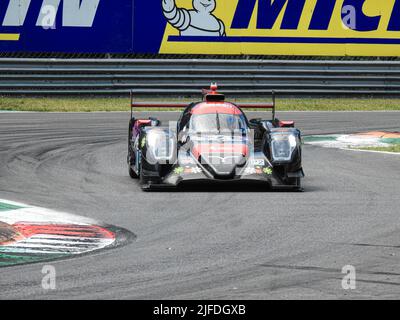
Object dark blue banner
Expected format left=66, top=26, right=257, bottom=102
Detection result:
left=0, top=0, right=134, bottom=53
left=1, top=1, right=399, bottom=56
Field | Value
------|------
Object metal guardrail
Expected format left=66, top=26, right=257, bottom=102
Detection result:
left=0, top=58, right=400, bottom=96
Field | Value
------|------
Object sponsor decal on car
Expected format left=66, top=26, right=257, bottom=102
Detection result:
left=173, top=166, right=185, bottom=175
left=141, top=136, right=147, bottom=148
left=251, top=159, right=265, bottom=166
left=244, top=167, right=257, bottom=175
left=263, top=167, right=273, bottom=175
left=184, top=167, right=202, bottom=174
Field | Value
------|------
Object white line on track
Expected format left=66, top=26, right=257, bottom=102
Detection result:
left=338, top=148, right=400, bottom=156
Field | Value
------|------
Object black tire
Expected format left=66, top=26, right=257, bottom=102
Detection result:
left=127, top=152, right=139, bottom=179
left=128, top=118, right=139, bottom=179
left=139, top=157, right=160, bottom=190
left=139, top=165, right=149, bottom=187
left=129, top=165, right=138, bottom=179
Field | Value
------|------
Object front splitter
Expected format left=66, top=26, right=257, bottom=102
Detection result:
left=141, top=172, right=276, bottom=191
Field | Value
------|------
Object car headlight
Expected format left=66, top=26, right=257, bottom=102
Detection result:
left=271, top=133, right=298, bottom=162
left=147, top=131, right=175, bottom=161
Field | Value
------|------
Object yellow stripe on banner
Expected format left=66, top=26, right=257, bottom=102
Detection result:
left=160, top=0, right=400, bottom=56
left=0, top=34, right=20, bottom=41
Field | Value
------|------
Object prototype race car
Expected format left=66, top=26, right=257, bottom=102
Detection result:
left=127, top=84, right=304, bottom=191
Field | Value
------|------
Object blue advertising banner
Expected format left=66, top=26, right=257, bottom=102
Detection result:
left=1, top=0, right=400, bottom=56
left=0, top=0, right=133, bottom=53
left=133, top=1, right=166, bottom=54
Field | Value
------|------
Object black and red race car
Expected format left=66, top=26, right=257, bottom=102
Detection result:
left=127, top=84, right=304, bottom=191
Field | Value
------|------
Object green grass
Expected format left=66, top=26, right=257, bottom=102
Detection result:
left=356, top=145, right=400, bottom=153
left=1, top=96, right=400, bottom=112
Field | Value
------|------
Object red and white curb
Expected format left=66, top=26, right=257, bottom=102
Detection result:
left=0, top=199, right=129, bottom=267
left=304, top=131, right=400, bottom=154
left=1, top=224, right=115, bottom=255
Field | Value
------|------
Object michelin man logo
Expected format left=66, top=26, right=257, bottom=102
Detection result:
left=162, top=0, right=226, bottom=36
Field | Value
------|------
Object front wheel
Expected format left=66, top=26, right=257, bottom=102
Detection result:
left=127, top=153, right=138, bottom=179
left=139, top=166, right=152, bottom=191
left=129, top=165, right=138, bottom=179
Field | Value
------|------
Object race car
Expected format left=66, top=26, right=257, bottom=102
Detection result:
left=127, top=83, right=304, bottom=191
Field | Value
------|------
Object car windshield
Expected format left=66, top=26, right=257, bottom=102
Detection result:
left=190, top=113, right=247, bottom=134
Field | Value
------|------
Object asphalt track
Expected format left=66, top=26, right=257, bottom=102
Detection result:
left=0, top=111, right=399, bottom=300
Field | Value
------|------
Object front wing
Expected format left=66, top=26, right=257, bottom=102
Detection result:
left=140, top=162, right=299, bottom=191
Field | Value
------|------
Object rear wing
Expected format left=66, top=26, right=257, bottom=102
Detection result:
left=130, top=83, right=276, bottom=120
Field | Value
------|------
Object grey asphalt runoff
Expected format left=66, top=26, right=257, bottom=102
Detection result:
left=0, top=111, right=399, bottom=300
